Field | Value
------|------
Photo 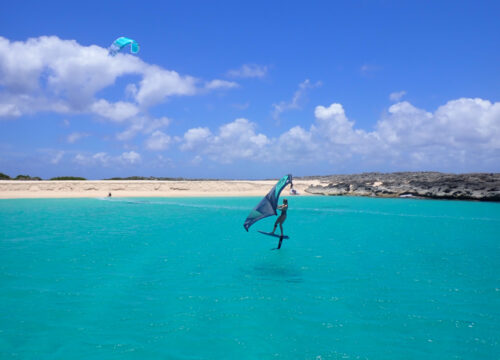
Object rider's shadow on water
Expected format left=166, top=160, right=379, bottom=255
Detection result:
left=252, top=264, right=303, bottom=283
left=239, top=256, right=303, bottom=284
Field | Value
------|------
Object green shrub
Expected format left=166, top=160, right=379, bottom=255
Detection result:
left=50, top=176, right=87, bottom=181
left=14, top=175, right=42, bottom=180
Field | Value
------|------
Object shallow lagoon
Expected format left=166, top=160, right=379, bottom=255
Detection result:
left=1, top=196, right=499, bottom=359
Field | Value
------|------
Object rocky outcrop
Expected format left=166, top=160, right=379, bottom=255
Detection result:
left=303, top=172, right=500, bottom=202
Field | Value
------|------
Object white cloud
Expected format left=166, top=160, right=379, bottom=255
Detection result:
left=144, top=116, right=171, bottom=133
left=90, top=100, right=139, bottom=122
left=92, top=152, right=111, bottom=165
left=227, top=64, right=268, bottom=78
left=313, top=103, right=368, bottom=145
left=0, top=93, right=71, bottom=118
left=311, top=103, right=379, bottom=157
left=74, top=152, right=112, bottom=166
left=0, top=102, right=21, bottom=117
left=276, top=126, right=318, bottom=162
left=312, top=98, right=500, bottom=166
left=0, top=36, right=209, bottom=123
left=0, top=36, right=143, bottom=111
left=389, top=90, right=406, bottom=102
left=73, top=153, right=89, bottom=165
left=120, top=151, right=141, bottom=164
left=67, top=132, right=89, bottom=144
left=180, top=98, right=500, bottom=170
left=116, top=116, right=171, bottom=141
left=155, top=154, right=175, bottom=168
left=116, top=123, right=145, bottom=141
left=377, top=98, right=500, bottom=165
left=180, top=127, right=212, bottom=151
left=73, top=151, right=141, bottom=166
left=376, top=101, right=434, bottom=147
left=272, top=79, right=322, bottom=120
left=180, top=118, right=270, bottom=163
left=146, top=130, right=172, bottom=151
left=50, top=151, right=65, bottom=164
left=205, top=79, right=239, bottom=90
left=134, top=66, right=198, bottom=107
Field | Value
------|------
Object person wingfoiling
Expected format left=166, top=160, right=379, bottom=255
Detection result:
left=243, top=174, right=292, bottom=249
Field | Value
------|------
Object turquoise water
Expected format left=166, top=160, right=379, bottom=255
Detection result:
left=1, top=196, right=499, bottom=359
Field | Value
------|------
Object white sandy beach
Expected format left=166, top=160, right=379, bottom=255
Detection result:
left=0, top=179, right=322, bottom=199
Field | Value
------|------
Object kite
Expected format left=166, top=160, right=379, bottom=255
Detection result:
left=108, top=37, right=140, bottom=56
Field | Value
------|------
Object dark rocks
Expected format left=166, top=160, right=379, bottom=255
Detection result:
left=303, top=172, right=500, bottom=202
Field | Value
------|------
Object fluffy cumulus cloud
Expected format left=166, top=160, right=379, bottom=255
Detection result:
left=132, top=65, right=198, bottom=107
left=276, top=126, right=318, bottom=162
left=180, top=127, right=212, bottom=151
left=375, top=98, right=500, bottom=166
left=1, top=35, right=498, bottom=172
left=120, top=151, right=141, bottom=164
left=0, top=36, right=140, bottom=116
left=180, top=98, right=500, bottom=170
left=0, top=36, right=228, bottom=125
left=145, top=130, right=172, bottom=151
left=305, top=98, right=499, bottom=167
left=180, top=118, right=270, bottom=163
left=90, top=100, right=139, bottom=122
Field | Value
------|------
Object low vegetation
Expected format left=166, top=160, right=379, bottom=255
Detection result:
left=105, top=176, right=189, bottom=180
left=50, top=176, right=87, bottom=180
left=15, top=175, right=42, bottom=180
left=0, top=173, right=212, bottom=181
left=0, top=173, right=42, bottom=180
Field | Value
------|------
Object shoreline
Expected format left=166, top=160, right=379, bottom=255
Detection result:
left=1, top=172, right=499, bottom=201
left=0, top=179, right=321, bottom=199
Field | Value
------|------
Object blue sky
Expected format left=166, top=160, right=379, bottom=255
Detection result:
left=1, top=0, right=499, bottom=179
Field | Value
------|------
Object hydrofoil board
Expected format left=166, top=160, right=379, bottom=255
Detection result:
left=258, top=230, right=289, bottom=239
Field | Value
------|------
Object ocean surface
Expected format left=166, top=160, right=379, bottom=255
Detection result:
left=1, top=196, right=499, bottom=359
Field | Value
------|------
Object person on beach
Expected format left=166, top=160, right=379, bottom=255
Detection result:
left=271, top=198, right=288, bottom=249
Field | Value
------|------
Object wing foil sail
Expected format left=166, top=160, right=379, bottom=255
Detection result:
left=243, top=174, right=292, bottom=231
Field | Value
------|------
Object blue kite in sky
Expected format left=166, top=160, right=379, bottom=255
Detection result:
left=108, top=37, right=139, bottom=56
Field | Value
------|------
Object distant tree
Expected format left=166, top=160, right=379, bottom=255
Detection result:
left=15, top=175, right=41, bottom=180
left=0, top=172, right=11, bottom=180
left=50, top=176, right=87, bottom=180
left=105, top=176, right=154, bottom=180
left=104, top=176, right=189, bottom=180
